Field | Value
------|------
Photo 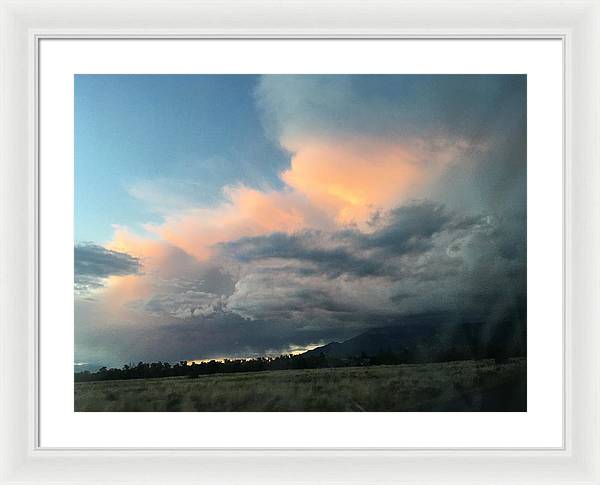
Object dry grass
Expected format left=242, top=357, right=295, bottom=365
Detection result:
left=74, top=358, right=526, bottom=412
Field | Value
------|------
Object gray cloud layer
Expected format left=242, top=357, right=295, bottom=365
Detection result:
left=220, top=201, right=525, bottom=329
left=256, top=75, right=525, bottom=145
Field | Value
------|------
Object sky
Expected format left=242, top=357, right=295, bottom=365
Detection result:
left=74, top=74, right=526, bottom=368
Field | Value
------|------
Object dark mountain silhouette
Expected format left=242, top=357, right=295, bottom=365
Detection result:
left=302, top=319, right=526, bottom=364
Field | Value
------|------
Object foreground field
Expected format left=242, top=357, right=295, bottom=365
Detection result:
left=75, top=358, right=526, bottom=412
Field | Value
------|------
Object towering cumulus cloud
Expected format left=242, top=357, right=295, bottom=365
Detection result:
left=75, top=74, right=526, bottom=366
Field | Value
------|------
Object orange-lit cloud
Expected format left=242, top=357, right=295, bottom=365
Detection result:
left=107, top=136, right=467, bottom=266
left=281, top=138, right=426, bottom=224
left=101, top=228, right=204, bottom=316
left=102, top=273, right=154, bottom=307
left=107, top=227, right=194, bottom=278
left=143, top=186, right=323, bottom=261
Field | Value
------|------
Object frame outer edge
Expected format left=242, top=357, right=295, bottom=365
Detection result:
left=570, top=3, right=600, bottom=482
left=1, top=0, right=599, bottom=484
left=1, top=1, right=32, bottom=483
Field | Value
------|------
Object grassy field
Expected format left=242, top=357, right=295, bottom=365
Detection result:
left=74, top=357, right=526, bottom=412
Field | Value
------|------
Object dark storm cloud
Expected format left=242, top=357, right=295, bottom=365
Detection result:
left=220, top=201, right=485, bottom=277
left=220, top=200, right=525, bottom=328
left=221, top=230, right=389, bottom=278
left=74, top=243, right=141, bottom=293
left=356, top=201, right=458, bottom=253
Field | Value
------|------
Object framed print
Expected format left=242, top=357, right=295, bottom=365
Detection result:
left=1, top=1, right=599, bottom=484
left=39, top=39, right=563, bottom=449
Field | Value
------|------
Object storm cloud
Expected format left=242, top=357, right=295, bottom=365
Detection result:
left=220, top=200, right=525, bottom=329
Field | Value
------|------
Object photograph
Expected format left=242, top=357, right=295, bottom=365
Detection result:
left=74, top=74, right=527, bottom=412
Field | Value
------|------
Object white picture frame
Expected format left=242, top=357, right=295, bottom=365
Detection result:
left=0, top=0, right=598, bottom=483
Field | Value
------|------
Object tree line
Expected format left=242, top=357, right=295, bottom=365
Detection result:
left=74, top=351, right=424, bottom=382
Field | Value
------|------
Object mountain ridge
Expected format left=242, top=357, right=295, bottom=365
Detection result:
left=301, top=319, right=526, bottom=363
